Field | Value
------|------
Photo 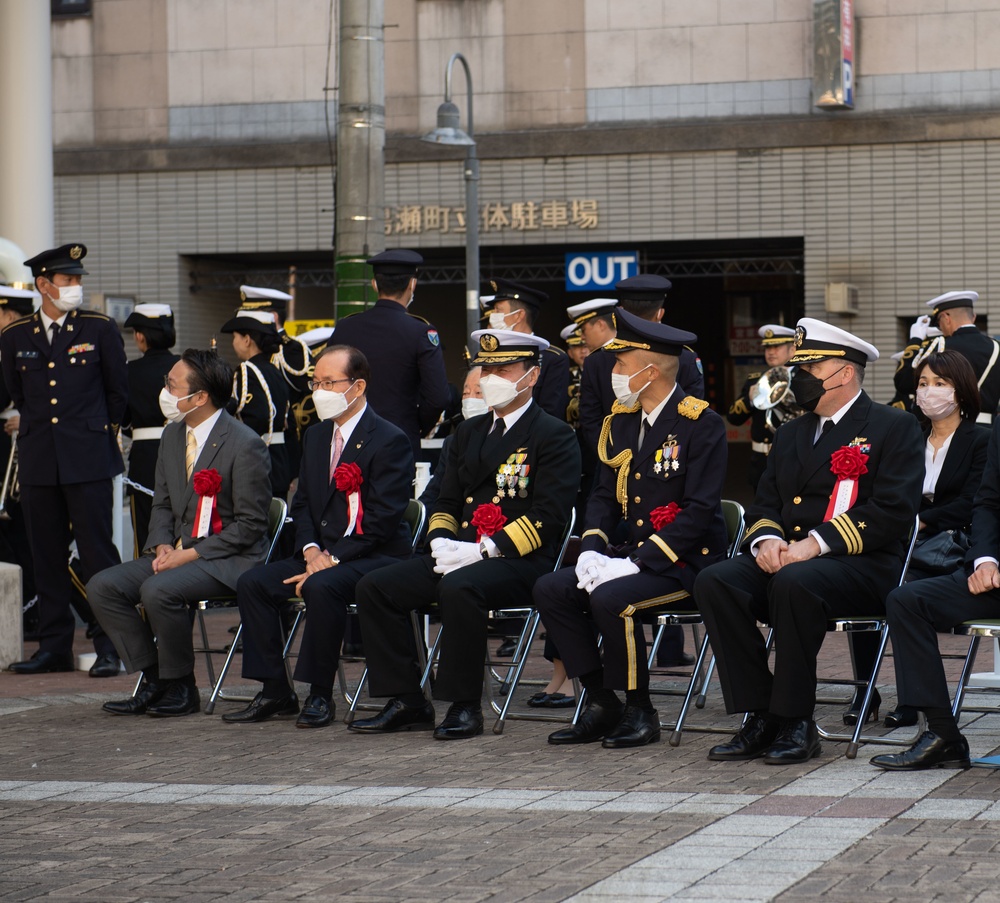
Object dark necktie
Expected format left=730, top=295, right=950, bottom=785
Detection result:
left=815, top=418, right=834, bottom=446
left=638, top=417, right=649, bottom=451
left=49, top=322, right=60, bottom=342
left=482, top=417, right=506, bottom=458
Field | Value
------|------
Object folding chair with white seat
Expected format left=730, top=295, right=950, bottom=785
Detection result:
left=132, top=496, right=289, bottom=714
left=948, top=621, right=1000, bottom=720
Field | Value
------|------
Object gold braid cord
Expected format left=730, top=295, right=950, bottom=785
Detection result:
left=597, top=400, right=641, bottom=518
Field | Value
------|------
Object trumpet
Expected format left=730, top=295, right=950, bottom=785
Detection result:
left=750, top=367, right=803, bottom=432
left=0, top=432, right=19, bottom=521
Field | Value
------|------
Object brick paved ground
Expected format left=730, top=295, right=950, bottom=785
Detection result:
left=2, top=613, right=1000, bottom=901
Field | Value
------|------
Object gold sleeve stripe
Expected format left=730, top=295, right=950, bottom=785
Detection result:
left=650, top=534, right=678, bottom=562
left=514, top=516, right=542, bottom=549
left=428, top=513, right=459, bottom=534
left=582, top=528, right=608, bottom=544
left=503, top=518, right=542, bottom=557
left=745, top=518, right=784, bottom=539
left=830, top=514, right=863, bottom=555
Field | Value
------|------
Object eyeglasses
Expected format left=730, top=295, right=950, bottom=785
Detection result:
left=308, top=378, right=353, bottom=392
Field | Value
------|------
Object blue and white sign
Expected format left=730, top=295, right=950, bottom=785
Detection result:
left=565, top=251, right=639, bottom=292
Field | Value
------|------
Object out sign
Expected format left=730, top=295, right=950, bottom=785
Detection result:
left=564, top=251, right=639, bottom=292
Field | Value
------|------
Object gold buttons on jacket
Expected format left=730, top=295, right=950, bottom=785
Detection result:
left=793, top=526, right=801, bottom=533
left=634, top=496, right=641, bottom=505
left=49, top=380, right=56, bottom=387
left=636, top=519, right=644, bottom=527
left=634, top=472, right=641, bottom=480
left=51, top=417, right=58, bottom=424
left=492, top=496, right=500, bottom=504
left=50, top=398, right=57, bottom=405
left=47, top=362, right=54, bottom=369
left=793, top=496, right=802, bottom=505
left=462, top=521, right=469, bottom=528
left=466, top=497, right=473, bottom=504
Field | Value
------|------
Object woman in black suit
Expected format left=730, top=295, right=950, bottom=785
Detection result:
left=846, top=350, right=989, bottom=727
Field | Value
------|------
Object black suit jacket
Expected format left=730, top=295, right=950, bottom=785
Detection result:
left=291, top=404, right=414, bottom=562
left=534, top=344, right=571, bottom=421
left=0, top=309, right=128, bottom=486
left=920, top=419, right=989, bottom=535
left=966, top=419, right=1000, bottom=563
left=580, top=390, right=728, bottom=592
left=427, top=401, right=580, bottom=560
left=745, top=392, right=923, bottom=583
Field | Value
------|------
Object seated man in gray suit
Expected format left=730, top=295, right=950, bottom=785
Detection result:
left=88, top=348, right=272, bottom=718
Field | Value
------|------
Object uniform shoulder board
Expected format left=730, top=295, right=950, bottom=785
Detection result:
left=678, top=396, right=710, bottom=420
left=544, top=345, right=566, bottom=357
left=78, top=311, right=113, bottom=322
left=407, top=311, right=431, bottom=325
left=340, top=311, right=362, bottom=320
left=1, top=314, right=34, bottom=334
left=610, top=399, right=641, bottom=415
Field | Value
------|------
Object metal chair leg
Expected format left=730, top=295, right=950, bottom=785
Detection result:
left=668, top=630, right=712, bottom=746
left=953, top=636, right=982, bottom=719
left=491, top=612, right=541, bottom=734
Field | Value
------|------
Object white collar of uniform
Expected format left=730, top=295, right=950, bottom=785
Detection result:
left=818, top=389, right=863, bottom=435
left=642, top=383, right=677, bottom=429
left=492, top=397, right=533, bottom=432
left=332, top=401, right=367, bottom=448
left=188, top=407, right=224, bottom=449
left=39, top=309, right=68, bottom=333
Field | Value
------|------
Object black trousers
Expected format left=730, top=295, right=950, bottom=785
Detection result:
left=236, top=554, right=399, bottom=687
left=356, top=553, right=551, bottom=703
left=21, top=480, right=118, bottom=656
left=886, top=569, right=1000, bottom=710
left=694, top=552, right=892, bottom=719
left=534, top=566, right=689, bottom=692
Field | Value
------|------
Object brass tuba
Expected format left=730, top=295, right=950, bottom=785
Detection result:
left=0, top=432, right=19, bottom=521
left=751, top=367, right=803, bottom=432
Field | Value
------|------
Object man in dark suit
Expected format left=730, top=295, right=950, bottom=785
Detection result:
left=479, top=279, right=571, bottom=421
left=123, top=304, right=180, bottom=555
left=2, top=244, right=128, bottom=677
left=332, top=250, right=449, bottom=461
left=694, top=318, right=923, bottom=764
left=223, top=345, right=414, bottom=729
left=534, top=310, right=728, bottom=748
left=87, top=349, right=272, bottom=717
left=895, top=291, right=1000, bottom=424
left=348, top=329, right=580, bottom=740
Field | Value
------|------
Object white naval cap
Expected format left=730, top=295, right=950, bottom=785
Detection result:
left=296, top=325, right=335, bottom=347
left=240, top=285, right=292, bottom=303
left=757, top=324, right=796, bottom=345
left=789, top=317, right=879, bottom=366
left=565, top=298, right=617, bottom=325
left=469, top=328, right=549, bottom=366
left=925, top=290, right=979, bottom=318
left=559, top=323, right=586, bottom=346
left=478, top=294, right=495, bottom=313
left=132, top=303, right=173, bottom=318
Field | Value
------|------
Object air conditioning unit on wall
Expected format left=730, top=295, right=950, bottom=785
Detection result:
left=825, top=283, right=859, bottom=315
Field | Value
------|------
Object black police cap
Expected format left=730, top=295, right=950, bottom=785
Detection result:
left=615, top=274, right=671, bottom=305
left=603, top=308, right=696, bottom=356
left=488, top=278, right=549, bottom=309
left=366, top=249, right=423, bottom=277
left=23, top=243, right=89, bottom=278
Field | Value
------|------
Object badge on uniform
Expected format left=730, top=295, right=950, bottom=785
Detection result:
left=849, top=437, right=871, bottom=454
left=15, top=351, right=38, bottom=359
left=496, top=451, right=530, bottom=498
left=427, top=329, right=440, bottom=347
left=654, top=435, right=680, bottom=475
left=68, top=343, right=95, bottom=355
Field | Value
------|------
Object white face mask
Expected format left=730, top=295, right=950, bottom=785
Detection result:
left=479, top=367, right=535, bottom=410
left=916, top=385, right=959, bottom=421
left=611, top=368, right=653, bottom=407
left=488, top=311, right=513, bottom=330
left=313, top=384, right=356, bottom=421
left=462, top=397, right=489, bottom=419
left=158, top=387, right=196, bottom=424
left=49, top=284, right=83, bottom=313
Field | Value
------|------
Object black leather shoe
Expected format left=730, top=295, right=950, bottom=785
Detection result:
left=764, top=719, right=822, bottom=764
left=433, top=702, right=484, bottom=740
left=602, top=705, right=661, bottom=749
left=883, top=706, right=919, bottom=729
left=526, top=692, right=576, bottom=708
left=102, top=681, right=166, bottom=716
left=496, top=639, right=517, bottom=658
left=146, top=682, right=201, bottom=717
left=870, top=730, right=971, bottom=771
left=843, top=688, right=881, bottom=726
left=222, top=691, right=299, bottom=723
left=296, top=695, right=335, bottom=729
left=708, top=714, right=780, bottom=761
left=548, top=696, right=624, bottom=745
left=88, top=652, right=121, bottom=678
left=8, top=651, right=75, bottom=674
left=348, top=697, right=435, bottom=733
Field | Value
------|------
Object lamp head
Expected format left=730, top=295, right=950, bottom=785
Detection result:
left=421, top=101, right=475, bottom=146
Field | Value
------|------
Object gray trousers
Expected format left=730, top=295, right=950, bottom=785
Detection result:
left=87, top=555, right=230, bottom=680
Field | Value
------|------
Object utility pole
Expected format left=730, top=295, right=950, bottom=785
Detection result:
left=333, top=0, right=385, bottom=320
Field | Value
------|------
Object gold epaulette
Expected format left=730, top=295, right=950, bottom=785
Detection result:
left=678, top=396, right=709, bottom=420
left=610, top=399, right=641, bottom=415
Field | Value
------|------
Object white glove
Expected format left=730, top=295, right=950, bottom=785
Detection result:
left=429, top=537, right=452, bottom=557
left=575, top=550, right=609, bottom=589
left=585, top=557, right=641, bottom=593
left=910, top=315, right=931, bottom=341
left=432, top=540, right=482, bottom=576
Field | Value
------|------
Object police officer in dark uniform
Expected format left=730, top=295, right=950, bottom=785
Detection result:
left=238, top=286, right=312, bottom=475
left=534, top=310, right=728, bottom=748
left=332, top=249, right=450, bottom=463
left=349, top=330, right=580, bottom=740
left=726, top=324, right=799, bottom=491
left=895, top=291, right=1000, bottom=425
left=479, top=279, right=571, bottom=421
left=2, top=243, right=127, bottom=676
left=221, top=309, right=289, bottom=499
left=122, top=303, right=180, bottom=555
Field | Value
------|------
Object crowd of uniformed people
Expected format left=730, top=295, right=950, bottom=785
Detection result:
left=4, top=242, right=1000, bottom=770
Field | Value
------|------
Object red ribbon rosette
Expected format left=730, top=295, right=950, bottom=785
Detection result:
left=824, top=445, right=869, bottom=521
left=192, top=468, right=223, bottom=537
left=333, top=462, right=365, bottom=535
left=649, top=502, right=682, bottom=531
left=471, top=502, right=507, bottom=541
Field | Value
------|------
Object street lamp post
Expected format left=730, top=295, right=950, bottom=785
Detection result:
left=421, top=53, right=479, bottom=351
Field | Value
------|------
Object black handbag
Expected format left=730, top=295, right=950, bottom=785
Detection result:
left=909, top=529, right=970, bottom=576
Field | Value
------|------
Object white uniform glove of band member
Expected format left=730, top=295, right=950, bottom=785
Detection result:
left=910, top=315, right=932, bottom=341
left=583, top=556, right=640, bottom=593
left=574, top=550, right=606, bottom=589
left=431, top=538, right=482, bottom=576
